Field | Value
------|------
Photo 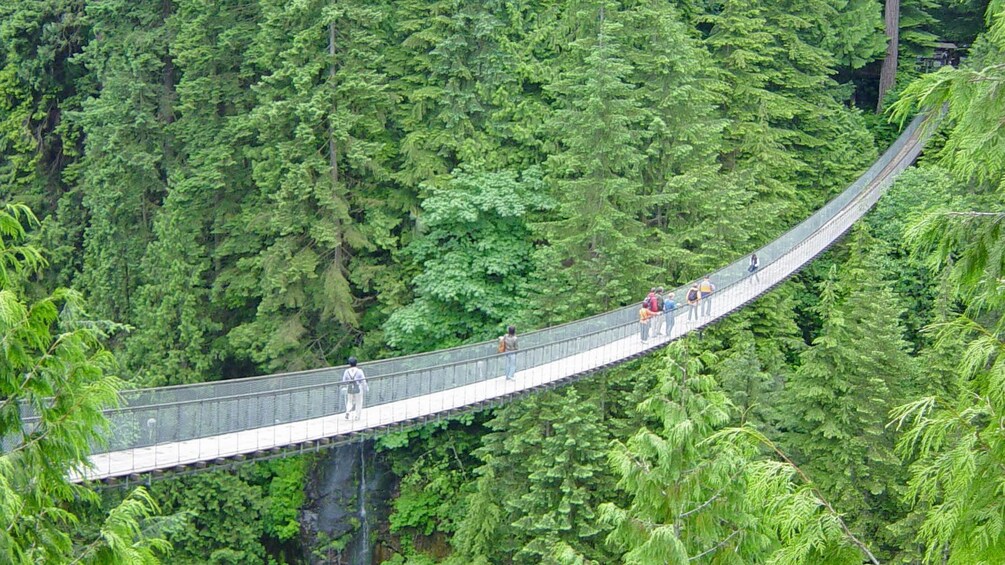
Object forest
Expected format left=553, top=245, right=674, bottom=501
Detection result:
left=2, top=0, right=1004, bottom=563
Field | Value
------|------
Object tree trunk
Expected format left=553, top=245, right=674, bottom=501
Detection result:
left=876, top=0, right=900, bottom=112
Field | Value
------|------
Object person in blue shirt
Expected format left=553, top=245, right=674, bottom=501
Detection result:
left=663, top=292, right=677, bottom=337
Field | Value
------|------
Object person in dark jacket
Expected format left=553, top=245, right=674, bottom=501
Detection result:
left=501, top=326, right=519, bottom=380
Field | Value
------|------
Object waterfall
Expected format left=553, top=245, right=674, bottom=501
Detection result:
left=352, top=442, right=372, bottom=565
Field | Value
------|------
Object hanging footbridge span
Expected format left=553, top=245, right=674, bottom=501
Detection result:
left=17, top=114, right=935, bottom=484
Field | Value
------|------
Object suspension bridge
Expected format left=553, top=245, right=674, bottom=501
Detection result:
left=15, top=114, right=932, bottom=485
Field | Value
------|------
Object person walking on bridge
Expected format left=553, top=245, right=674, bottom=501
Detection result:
left=651, top=286, right=666, bottom=336
left=747, top=253, right=760, bottom=283
left=686, top=283, right=700, bottom=323
left=663, top=292, right=677, bottom=337
left=500, top=326, right=519, bottom=380
left=342, top=357, right=369, bottom=420
left=699, top=275, right=715, bottom=317
left=639, top=302, right=653, bottom=342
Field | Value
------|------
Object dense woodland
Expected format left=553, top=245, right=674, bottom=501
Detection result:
left=2, top=0, right=1005, bottom=563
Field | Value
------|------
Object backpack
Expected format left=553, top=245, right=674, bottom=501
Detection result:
left=699, top=280, right=713, bottom=294
left=346, top=369, right=361, bottom=394
left=687, top=288, right=699, bottom=302
left=643, top=295, right=652, bottom=309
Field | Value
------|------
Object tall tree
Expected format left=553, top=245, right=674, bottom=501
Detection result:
left=600, top=342, right=771, bottom=562
left=888, top=4, right=1005, bottom=560
left=72, top=0, right=174, bottom=326
left=123, top=0, right=259, bottom=386
left=535, top=0, right=655, bottom=321
left=0, top=204, right=171, bottom=563
left=231, top=0, right=396, bottom=371
left=780, top=227, right=918, bottom=559
left=877, top=0, right=900, bottom=110
left=450, top=383, right=613, bottom=564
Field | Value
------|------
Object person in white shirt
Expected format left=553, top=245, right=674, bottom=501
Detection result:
left=342, top=356, right=369, bottom=420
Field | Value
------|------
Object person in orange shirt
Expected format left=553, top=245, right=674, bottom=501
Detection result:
left=639, top=302, right=653, bottom=342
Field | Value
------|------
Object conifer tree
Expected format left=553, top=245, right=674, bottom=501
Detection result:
left=780, top=227, right=917, bottom=556
left=384, top=0, right=547, bottom=187
left=601, top=341, right=771, bottom=562
left=508, top=385, right=610, bottom=563
left=705, top=0, right=876, bottom=235
left=535, top=0, right=655, bottom=320
left=72, top=0, right=174, bottom=325
left=451, top=384, right=612, bottom=563
left=231, top=0, right=395, bottom=371
left=618, top=0, right=752, bottom=277
left=887, top=4, right=1005, bottom=560
left=0, top=204, right=171, bottom=563
left=0, top=0, right=89, bottom=215
left=124, top=0, right=260, bottom=386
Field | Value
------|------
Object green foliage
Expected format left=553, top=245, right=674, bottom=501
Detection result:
left=255, top=458, right=309, bottom=542
left=0, top=204, right=170, bottom=563
left=146, top=457, right=310, bottom=563
left=384, top=167, right=550, bottom=351
left=719, top=427, right=877, bottom=565
left=534, top=0, right=658, bottom=319
left=377, top=417, right=483, bottom=543
left=600, top=341, right=771, bottom=563
left=122, top=0, right=259, bottom=386
left=452, top=383, right=613, bottom=563
left=1, top=0, right=992, bottom=562
left=891, top=2, right=1005, bottom=189
left=150, top=471, right=267, bottom=564
left=779, top=227, right=918, bottom=559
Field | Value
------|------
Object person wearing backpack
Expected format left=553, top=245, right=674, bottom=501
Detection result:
left=663, top=292, right=677, bottom=336
left=644, top=287, right=658, bottom=313
left=639, top=302, right=653, bottom=342
left=342, top=356, right=369, bottom=420
left=747, top=253, right=760, bottom=283
left=499, top=326, right=519, bottom=380
left=686, top=283, right=700, bottom=322
left=698, top=275, right=715, bottom=317
left=651, top=287, right=666, bottom=336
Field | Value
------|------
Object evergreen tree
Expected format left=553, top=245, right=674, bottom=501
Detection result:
left=780, top=227, right=917, bottom=558
left=535, top=0, right=655, bottom=321
left=72, top=0, right=174, bottom=326
left=451, top=384, right=613, bottom=563
left=619, top=0, right=753, bottom=278
left=231, top=0, right=396, bottom=371
left=0, top=204, right=171, bottom=563
left=0, top=0, right=89, bottom=213
left=888, top=5, right=1005, bottom=560
left=0, top=0, right=93, bottom=288
left=124, top=0, right=260, bottom=386
left=601, top=341, right=771, bottom=563
left=705, top=0, right=876, bottom=235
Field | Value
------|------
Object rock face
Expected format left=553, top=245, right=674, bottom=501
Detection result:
left=301, top=441, right=393, bottom=565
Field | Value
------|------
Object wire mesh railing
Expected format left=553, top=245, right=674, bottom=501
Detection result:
left=7, top=113, right=931, bottom=480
